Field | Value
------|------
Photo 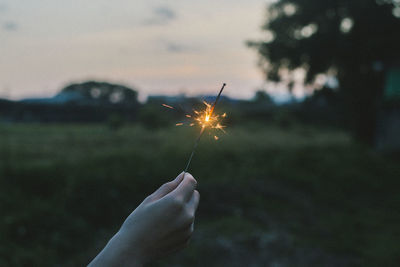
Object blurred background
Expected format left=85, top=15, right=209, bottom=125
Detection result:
left=1, top=0, right=400, bottom=266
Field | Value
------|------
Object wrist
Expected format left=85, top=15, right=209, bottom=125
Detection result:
left=111, top=230, right=146, bottom=267
left=89, top=230, right=145, bottom=267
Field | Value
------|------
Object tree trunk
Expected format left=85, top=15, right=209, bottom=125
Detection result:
left=340, top=66, right=385, bottom=146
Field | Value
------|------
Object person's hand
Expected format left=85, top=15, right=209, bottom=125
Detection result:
left=88, top=172, right=200, bottom=267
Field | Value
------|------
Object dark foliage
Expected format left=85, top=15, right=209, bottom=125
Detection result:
left=0, top=81, right=140, bottom=123
left=60, top=81, right=139, bottom=106
left=249, top=0, right=400, bottom=144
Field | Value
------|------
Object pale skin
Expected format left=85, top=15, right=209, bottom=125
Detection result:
left=88, top=172, right=200, bottom=267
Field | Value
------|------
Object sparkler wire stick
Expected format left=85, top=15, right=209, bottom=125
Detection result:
left=184, top=83, right=226, bottom=173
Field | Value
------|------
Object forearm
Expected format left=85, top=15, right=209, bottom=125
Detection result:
left=89, top=172, right=199, bottom=266
left=88, top=231, right=143, bottom=267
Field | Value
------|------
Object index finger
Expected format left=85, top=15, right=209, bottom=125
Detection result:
left=151, top=172, right=185, bottom=200
left=171, top=172, right=197, bottom=201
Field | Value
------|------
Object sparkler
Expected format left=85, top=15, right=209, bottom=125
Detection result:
left=183, top=83, right=226, bottom=173
left=162, top=83, right=227, bottom=174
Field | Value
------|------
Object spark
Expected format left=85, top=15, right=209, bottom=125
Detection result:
left=191, top=99, right=224, bottom=130
left=162, top=104, right=174, bottom=109
left=184, top=83, right=227, bottom=173
left=214, top=123, right=226, bottom=133
left=176, top=123, right=183, bottom=126
left=186, top=114, right=191, bottom=118
left=214, top=135, right=219, bottom=140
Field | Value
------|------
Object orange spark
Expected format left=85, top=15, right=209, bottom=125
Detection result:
left=214, top=123, right=226, bottom=131
left=176, top=123, right=183, bottom=126
left=214, top=136, right=219, bottom=140
left=162, top=104, right=174, bottom=109
left=186, top=114, right=191, bottom=118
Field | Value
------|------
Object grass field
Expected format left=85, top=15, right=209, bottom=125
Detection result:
left=0, top=123, right=399, bottom=266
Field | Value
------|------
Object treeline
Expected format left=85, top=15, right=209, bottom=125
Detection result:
left=0, top=101, right=138, bottom=123
left=0, top=81, right=346, bottom=129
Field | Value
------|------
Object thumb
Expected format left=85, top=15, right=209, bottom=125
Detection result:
left=150, top=172, right=185, bottom=201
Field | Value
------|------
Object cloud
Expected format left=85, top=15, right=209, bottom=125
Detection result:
left=165, top=42, right=199, bottom=53
left=154, top=7, right=175, bottom=20
left=3, top=21, right=18, bottom=31
left=143, top=6, right=176, bottom=26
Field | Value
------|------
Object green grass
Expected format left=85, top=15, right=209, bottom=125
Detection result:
left=0, top=123, right=399, bottom=266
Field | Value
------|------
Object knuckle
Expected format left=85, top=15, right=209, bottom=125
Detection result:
left=162, top=182, right=172, bottom=189
left=143, top=195, right=153, bottom=203
left=169, top=196, right=184, bottom=210
left=184, top=210, right=195, bottom=222
left=187, top=176, right=197, bottom=188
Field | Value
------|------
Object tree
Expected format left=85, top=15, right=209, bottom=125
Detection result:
left=61, top=81, right=139, bottom=106
left=249, top=0, right=400, bottom=144
left=253, top=90, right=274, bottom=104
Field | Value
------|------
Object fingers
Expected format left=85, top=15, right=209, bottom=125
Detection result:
left=188, top=190, right=200, bottom=213
left=171, top=172, right=197, bottom=202
left=151, top=172, right=185, bottom=200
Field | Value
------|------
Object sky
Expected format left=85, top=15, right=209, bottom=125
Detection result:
left=0, top=0, right=283, bottom=101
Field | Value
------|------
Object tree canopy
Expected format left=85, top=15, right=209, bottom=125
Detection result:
left=250, top=0, right=400, bottom=82
left=60, top=81, right=138, bottom=106
left=249, top=0, right=400, bottom=143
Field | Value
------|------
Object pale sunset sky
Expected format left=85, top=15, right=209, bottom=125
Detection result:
left=0, top=0, right=289, bottom=101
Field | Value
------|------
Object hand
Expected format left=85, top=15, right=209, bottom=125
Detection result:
left=88, top=172, right=200, bottom=267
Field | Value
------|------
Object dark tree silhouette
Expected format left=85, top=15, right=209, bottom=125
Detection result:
left=249, top=0, right=400, bottom=144
left=253, top=90, right=274, bottom=104
left=61, top=81, right=138, bottom=106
